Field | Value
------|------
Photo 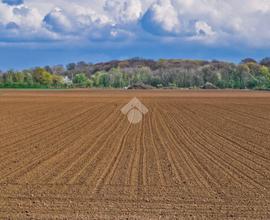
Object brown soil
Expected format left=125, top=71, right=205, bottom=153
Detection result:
left=0, top=90, right=269, bottom=219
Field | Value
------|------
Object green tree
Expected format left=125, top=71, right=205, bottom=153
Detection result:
left=4, top=71, right=14, bottom=86
left=260, top=66, right=270, bottom=80
left=235, top=64, right=250, bottom=89
left=24, top=73, right=34, bottom=86
left=86, top=79, right=94, bottom=88
left=201, top=66, right=219, bottom=86
left=260, top=66, right=270, bottom=88
left=109, top=68, right=126, bottom=88
left=132, top=67, right=152, bottom=84
left=150, top=76, right=162, bottom=87
left=73, top=73, right=88, bottom=87
left=13, top=72, right=25, bottom=86
left=33, top=68, right=52, bottom=86
left=98, top=72, right=110, bottom=87
left=92, top=71, right=110, bottom=87
left=52, top=75, right=64, bottom=87
left=0, top=74, right=4, bottom=87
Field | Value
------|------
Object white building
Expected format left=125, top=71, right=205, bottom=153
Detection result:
left=63, top=76, right=73, bottom=85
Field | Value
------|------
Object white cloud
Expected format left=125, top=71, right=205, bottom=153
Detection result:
left=0, top=3, right=52, bottom=41
left=0, top=0, right=270, bottom=47
left=141, top=0, right=181, bottom=35
left=104, top=0, right=142, bottom=24
left=43, top=7, right=72, bottom=33
left=195, top=21, right=215, bottom=36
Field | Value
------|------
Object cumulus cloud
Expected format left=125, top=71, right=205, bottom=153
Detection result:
left=0, top=0, right=270, bottom=47
left=141, top=0, right=181, bottom=36
left=43, top=8, right=72, bottom=33
left=0, top=4, right=41, bottom=27
left=104, top=0, right=142, bottom=24
left=141, top=0, right=270, bottom=46
left=41, top=4, right=135, bottom=42
left=0, top=2, right=57, bottom=42
left=195, top=21, right=215, bottom=36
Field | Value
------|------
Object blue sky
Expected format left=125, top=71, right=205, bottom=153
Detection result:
left=0, top=0, right=270, bottom=70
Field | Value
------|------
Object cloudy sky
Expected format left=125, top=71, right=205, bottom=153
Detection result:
left=0, top=0, right=270, bottom=69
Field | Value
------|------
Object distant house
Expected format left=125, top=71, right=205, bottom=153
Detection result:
left=64, top=76, right=73, bottom=85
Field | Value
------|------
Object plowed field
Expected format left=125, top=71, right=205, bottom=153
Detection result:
left=0, top=90, right=269, bottom=219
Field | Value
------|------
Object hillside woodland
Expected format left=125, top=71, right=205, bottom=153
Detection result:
left=1, top=58, right=270, bottom=89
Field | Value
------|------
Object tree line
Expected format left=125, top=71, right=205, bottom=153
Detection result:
left=0, top=57, right=270, bottom=89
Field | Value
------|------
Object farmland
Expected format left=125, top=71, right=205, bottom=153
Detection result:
left=0, top=90, right=269, bottom=219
